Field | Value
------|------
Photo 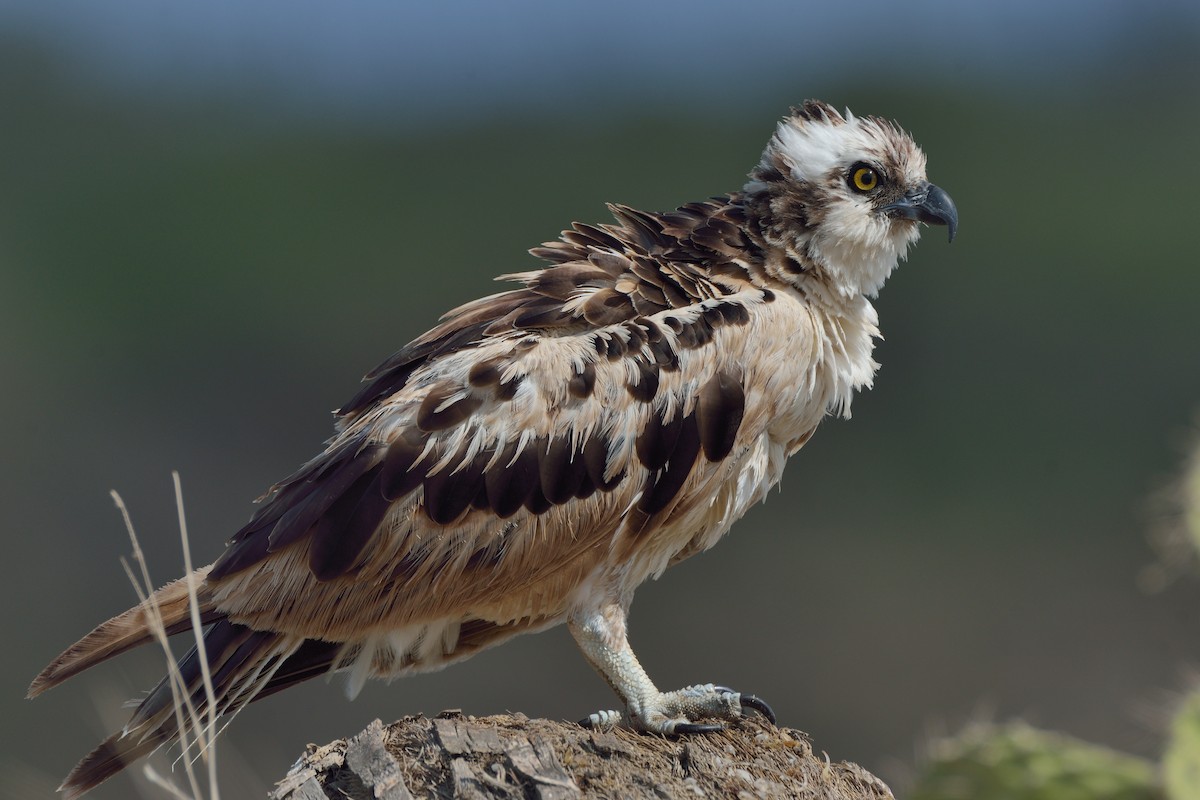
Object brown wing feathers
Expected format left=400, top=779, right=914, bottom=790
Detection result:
left=209, top=438, right=382, bottom=580
left=343, top=197, right=747, bottom=419
left=626, top=368, right=746, bottom=534
left=34, top=197, right=764, bottom=798
left=208, top=198, right=761, bottom=586
left=696, top=369, right=746, bottom=462
left=214, top=309, right=760, bottom=585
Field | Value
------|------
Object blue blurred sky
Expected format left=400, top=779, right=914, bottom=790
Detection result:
left=2, top=0, right=1197, bottom=121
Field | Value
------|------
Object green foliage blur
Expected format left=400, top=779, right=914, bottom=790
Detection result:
left=912, top=722, right=1162, bottom=800
left=2, top=22, right=1199, bottom=800
left=913, top=435, right=1200, bottom=800
left=1166, top=689, right=1200, bottom=800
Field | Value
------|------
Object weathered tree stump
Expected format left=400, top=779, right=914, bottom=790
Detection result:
left=271, top=712, right=894, bottom=799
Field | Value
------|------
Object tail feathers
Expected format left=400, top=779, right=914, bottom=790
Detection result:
left=59, top=724, right=176, bottom=800
left=28, top=568, right=216, bottom=699
left=61, top=619, right=310, bottom=798
left=255, top=637, right=342, bottom=701
left=54, top=619, right=522, bottom=795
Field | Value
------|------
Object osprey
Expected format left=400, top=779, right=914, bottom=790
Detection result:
left=30, top=100, right=956, bottom=797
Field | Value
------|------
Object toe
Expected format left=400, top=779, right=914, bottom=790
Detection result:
left=578, top=709, right=623, bottom=729
left=713, top=685, right=776, bottom=725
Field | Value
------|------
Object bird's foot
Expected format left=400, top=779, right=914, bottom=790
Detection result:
left=578, top=683, right=775, bottom=734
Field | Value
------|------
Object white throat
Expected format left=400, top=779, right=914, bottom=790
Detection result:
left=806, top=218, right=920, bottom=299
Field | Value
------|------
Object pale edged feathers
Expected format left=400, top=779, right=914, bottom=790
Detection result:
left=210, top=198, right=770, bottom=589
left=337, top=200, right=759, bottom=419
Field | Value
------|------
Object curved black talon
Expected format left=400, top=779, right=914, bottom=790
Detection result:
left=713, top=686, right=776, bottom=725
left=673, top=722, right=726, bottom=735
left=739, top=694, right=776, bottom=725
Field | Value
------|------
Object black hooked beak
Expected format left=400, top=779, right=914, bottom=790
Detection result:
left=882, top=182, right=958, bottom=243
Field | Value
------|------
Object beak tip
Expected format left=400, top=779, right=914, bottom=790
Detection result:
left=926, top=183, right=958, bottom=245
left=883, top=181, right=957, bottom=244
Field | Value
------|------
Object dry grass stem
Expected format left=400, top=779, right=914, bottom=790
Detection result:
left=110, top=476, right=220, bottom=800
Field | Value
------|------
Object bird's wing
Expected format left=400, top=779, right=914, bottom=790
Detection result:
left=206, top=198, right=779, bottom=640
left=335, top=199, right=756, bottom=418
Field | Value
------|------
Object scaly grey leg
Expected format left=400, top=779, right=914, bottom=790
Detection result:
left=568, top=601, right=775, bottom=734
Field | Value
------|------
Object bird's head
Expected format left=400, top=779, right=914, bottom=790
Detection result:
left=744, top=100, right=956, bottom=299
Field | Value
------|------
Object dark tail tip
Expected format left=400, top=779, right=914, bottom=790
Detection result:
left=60, top=725, right=174, bottom=799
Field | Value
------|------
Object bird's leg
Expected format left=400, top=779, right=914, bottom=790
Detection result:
left=568, top=601, right=775, bottom=734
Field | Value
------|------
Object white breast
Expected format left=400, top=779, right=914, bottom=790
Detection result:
left=616, top=288, right=882, bottom=589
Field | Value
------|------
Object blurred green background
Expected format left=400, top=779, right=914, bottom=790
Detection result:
left=2, top=2, right=1199, bottom=798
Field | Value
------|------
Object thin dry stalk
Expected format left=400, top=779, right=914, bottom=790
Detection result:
left=110, top=477, right=220, bottom=800
left=173, top=471, right=220, bottom=799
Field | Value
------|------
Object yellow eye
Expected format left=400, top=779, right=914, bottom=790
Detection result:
left=850, top=165, right=879, bottom=192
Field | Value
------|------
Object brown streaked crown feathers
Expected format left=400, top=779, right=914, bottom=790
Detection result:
left=29, top=99, right=956, bottom=798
